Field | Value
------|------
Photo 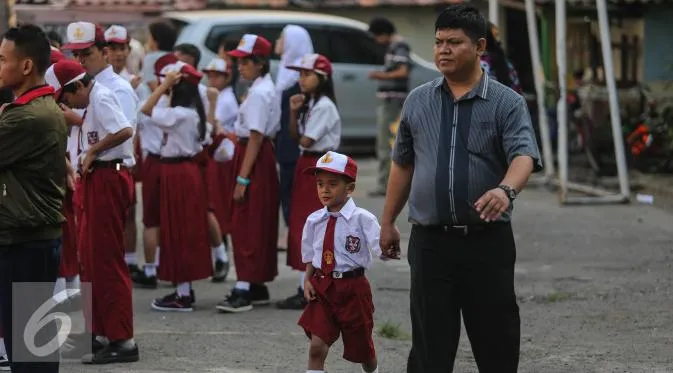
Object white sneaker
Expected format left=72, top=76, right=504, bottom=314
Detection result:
left=0, top=354, right=10, bottom=371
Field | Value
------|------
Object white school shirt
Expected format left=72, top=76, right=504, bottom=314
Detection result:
left=198, top=84, right=210, bottom=116
left=302, top=198, right=382, bottom=273
left=300, top=95, right=341, bottom=152
left=118, top=68, right=145, bottom=99
left=66, top=109, right=86, bottom=164
left=234, top=74, right=280, bottom=138
left=95, top=65, right=139, bottom=129
left=137, top=95, right=168, bottom=155
left=215, top=86, right=238, bottom=134
left=151, top=106, right=204, bottom=158
left=79, top=82, right=135, bottom=167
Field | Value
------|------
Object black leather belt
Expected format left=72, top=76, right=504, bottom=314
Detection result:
left=92, top=159, right=124, bottom=170
left=420, top=223, right=507, bottom=236
left=160, top=156, right=193, bottom=164
left=302, top=150, right=330, bottom=157
left=316, top=267, right=365, bottom=279
left=146, top=152, right=160, bottom=159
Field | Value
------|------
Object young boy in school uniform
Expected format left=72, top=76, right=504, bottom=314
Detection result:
left=298, top=151, right=397, bottom=373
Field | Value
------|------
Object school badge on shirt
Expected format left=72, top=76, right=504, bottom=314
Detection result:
left=87, top=131, right=99, bottom=145
left=345, top=235, right=361, bottom=254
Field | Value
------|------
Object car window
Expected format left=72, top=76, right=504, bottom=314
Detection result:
left=301, top=26, right=332, bottom=61
left=205, top=24, right=285, bottom=60
left=326, top=27, right=385, bottom=65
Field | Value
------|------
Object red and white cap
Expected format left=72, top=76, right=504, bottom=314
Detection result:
left=45, top=60, right=87, bottom=98
left=104, top=25, right=130, bottom=44
left=154, top=53, right=179, bottom=78
left=227, top=34, right=272, bottom=58
left=50, top=46, right=66, bottom=65
left=62, top=22, right=105, bottom=51
left=160, top=61, right=203, bottom=86
left=303, top=151, right=358, bottom=181
left=287, top=53, right=333, bottom=77
left=202, top=58, right=228, bottom=74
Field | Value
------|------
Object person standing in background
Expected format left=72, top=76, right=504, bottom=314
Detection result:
left=480, top=22, right=522, bottom=94
left=367, top=17, right=412, bottom=197
left=273, top=25, right=314, bottom=249
left=139, top=20, right=177, bottom=101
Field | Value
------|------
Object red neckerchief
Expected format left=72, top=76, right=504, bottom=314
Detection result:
left=13, top=85, right=55, bottom=105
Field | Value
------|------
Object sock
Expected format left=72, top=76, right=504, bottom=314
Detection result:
left=299, top=271, right=306, bottom=290
left=155, top=246, right=160, bottom=266
left=176, top=282, right=191, bottom=297
left=124, top=253, right=137, bottom=265
left=234, top=281, right=250, bottom=291
left=95, top=336, right=110, bottom=345
left=0, top=337, right=6, bottom=356
left=212, top=243, right=228, bottom=262
left=66, top=275, right=80, bottom=289
left=53, top=277, right=66, bottom=297
left=117, top=338, right=135, bottom=349
left=144, top=263, right=157, bottom=277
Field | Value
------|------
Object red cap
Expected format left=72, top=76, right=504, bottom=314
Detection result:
left=62, top=22, right=105, bottom=51
left=45, top=60, right=87, bottom=98
left=104, top=25, right=130, bottom=45
left=50, top=47, right=66, bottom=65
left=303, top=151, right=358, bottom=181
left=154, top=53, right=179, bottom=78
left=227, top=34, right=272, bottom=58
left=286, top=53, right=333, bottom=77
left=158, top=61, right=203, bottom=86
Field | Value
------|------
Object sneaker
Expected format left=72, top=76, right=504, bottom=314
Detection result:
left=276, top=288, right=307, bottom=310
left=0, top=354, right=9, bottom=371
left=250, top=283, right=270, bottom=306
left=131, top=271, right=157, bottom=289
left=215, top=290, right=252, bottom=313
left=211, top=259, right=229, bottom=283
left=151, top=292, right=194, bottom=312
left=82, top=341, right=139, bottom=364
left=60, top=333, right=105, bottom=359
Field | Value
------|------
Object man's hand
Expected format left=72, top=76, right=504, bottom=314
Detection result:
left=379, top=223, right=402, bottom=260
left=130, top=75, right=142, bottom=89
left=60, top=104, right=83, bottom=126
left=207, top=87, right=219, bottom=105
left=303, top=280, right=316, bottom=302
left=474, top=187, right=510, bottom=222
left=80, top=153, right=96, bottom=174
left=66, top=161, right=77, bottom=191
left=233, top=183, right=247, bottom=202
left=368, top=71, right=385, bottom=80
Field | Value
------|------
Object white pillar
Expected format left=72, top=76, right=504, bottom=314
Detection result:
left=489, top=0, right=499, bottom=27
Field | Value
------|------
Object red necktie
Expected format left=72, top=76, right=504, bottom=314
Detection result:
left=321, top=215, right=338, bottom=274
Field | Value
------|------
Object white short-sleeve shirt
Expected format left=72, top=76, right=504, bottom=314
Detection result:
left=138, top=95, right=169, bottom=155
left=216, top=86, right=239, bottom=134
left=95, top=65, right=139, bottom=129
left=198, top=84, right=210, bottom=117
left=151, top=106, right=204, bottom=158
left=234, top=74, right=280, bottom=138
left=300, top=95, right=341, bottom=152
left=301, top=198, right=382, bottom=273
left=80, top=82, right=135, bottom=167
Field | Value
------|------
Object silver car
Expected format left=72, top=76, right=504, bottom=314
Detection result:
left=164, top=10, right=439, bottom=143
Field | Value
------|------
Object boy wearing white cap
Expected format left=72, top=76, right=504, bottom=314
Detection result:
left=46, top=60, right=140, bottom=364
left=298, top=151, right=396, bottom=373
left=104, top=25, right=141, bottom=89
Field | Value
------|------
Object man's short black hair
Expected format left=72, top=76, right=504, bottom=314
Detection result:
left=368, top=17, right=396, bottom=36
left=174, top=43, right=201, bottom=67
left=3, top=24, right=51, bottom=76
left=219, top=37, right=239, bottom=53
left=148, top=20, right=177, bottom=52
left=46, top=30, right=62, bottom=47
left=435, top=4, right=488, bottom=42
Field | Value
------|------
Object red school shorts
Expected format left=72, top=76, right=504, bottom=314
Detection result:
left=297, top=273, right=376, bottom=363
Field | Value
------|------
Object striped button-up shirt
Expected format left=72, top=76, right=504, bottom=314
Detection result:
left=392, top=72, right=543, bottom=226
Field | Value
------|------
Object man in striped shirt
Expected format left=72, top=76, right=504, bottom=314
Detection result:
left=379, top=5, right=542, bottom=373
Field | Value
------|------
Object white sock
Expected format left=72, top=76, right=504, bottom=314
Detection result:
left=144, top=263, right=157, bottom=277
left=306, top=370, right=324, bottom=373
left=176, top=282, right=191, bottom=297
left=0, top=337, right=6, bottom=356
left=234, top=281, right=250, bottom=291
left=299, top=271, right=306, bottom=290
left=54, top=277, right=66, bottom=297
left=212, top=243, right=228, bottom=262
left=95, top=336, right=110, bottom=345
left=124, top=253, right=137, bottom=265
left=155, top=246, right=160, bottom=266
left=118, top=338, right=135, bottom=349
left=66, top=275, right=80, bottom=289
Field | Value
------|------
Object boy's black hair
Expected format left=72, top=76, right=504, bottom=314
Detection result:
left=173, top=43, right=201, bottom=67
left=368, top=17, right=396, bottom=36
left=60, top=74, right=94, bottom=100
left=218, top=37, right=239, bottom=53
left=148, top=20, right=177, bottom=52
left=2, top=24, right=52, bottom=76
left=170, top=80, right=207, bottom=142
left=434, top=4, right=488, bottom=43
left=46, top=30, right=62, bottom=47
left=243, top=56, right=270, bottom=76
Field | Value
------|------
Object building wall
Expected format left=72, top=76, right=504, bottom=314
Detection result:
left=643, top=6, right=673, bottom=82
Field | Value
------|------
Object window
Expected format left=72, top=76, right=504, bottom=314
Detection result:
left=327, top=28, right=385, bottom=65
left=204, top=24, right=283, bottom=59
left=302, top=26, right=332, bottom=61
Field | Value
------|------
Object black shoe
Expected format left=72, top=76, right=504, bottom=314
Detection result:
left=215, top=290, right=253, bottom=313
left=60, top=333, right=104, bottom=359
left=127, top=264, right=142, bottom=276
left=276, top=288, right=307, bottom=310
left=151, top=292, right=194, bottom=312
left=250, top=283, right=270, bottom=306
left=132, top=270, right=158, bottom=289
left=82, top=341, right=139, bottom=364
left=211, top=259, right=230, bottom=283
left=0, top=354, right=9, bottom=371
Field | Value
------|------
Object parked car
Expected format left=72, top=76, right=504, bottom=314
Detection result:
left=163, top=10, right=439, bottom=144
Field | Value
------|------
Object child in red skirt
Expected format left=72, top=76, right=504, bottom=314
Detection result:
left=299, top=151, right=395, bottom=373
left=141, top=61, right=212, bottom=312
left=277, top=54, right=341, bottom=310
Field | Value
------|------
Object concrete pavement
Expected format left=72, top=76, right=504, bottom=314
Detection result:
left=58, top=158, right=673, bottom=373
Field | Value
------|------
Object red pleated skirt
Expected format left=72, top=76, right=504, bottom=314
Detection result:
left=59, top=189, right=79, bottom=278
left=157, top=160, right=211, bottom=283
left=207, top=159, right=235, bottom=235
left=134, top=137, right=143, bottom=182
left=230, top=139, right=279, bottom=283
left=141, top=154, right=162, bottom=228
left=287, top=153, right=323, bottom=271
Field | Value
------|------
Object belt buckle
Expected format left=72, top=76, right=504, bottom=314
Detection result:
left=332, top=271, right=343, bottom=279
left=454, top=225, right=468, bottom=235
left=115, top=163, right=121, bottom=171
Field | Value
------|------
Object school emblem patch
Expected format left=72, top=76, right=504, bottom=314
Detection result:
left=86, top=131, right=99, bottom=145
left=73, top=27, right=84, bottom=40
left=321, top=153, right=332, bottom=164
left=345, top=235, right=361, bottom=254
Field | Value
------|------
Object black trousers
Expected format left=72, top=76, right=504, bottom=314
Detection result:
left=406, top=224, right=520, bottom=373
left=0, top=239, right=61, bottom=373
left=278, top=161, right=296, bottom=227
